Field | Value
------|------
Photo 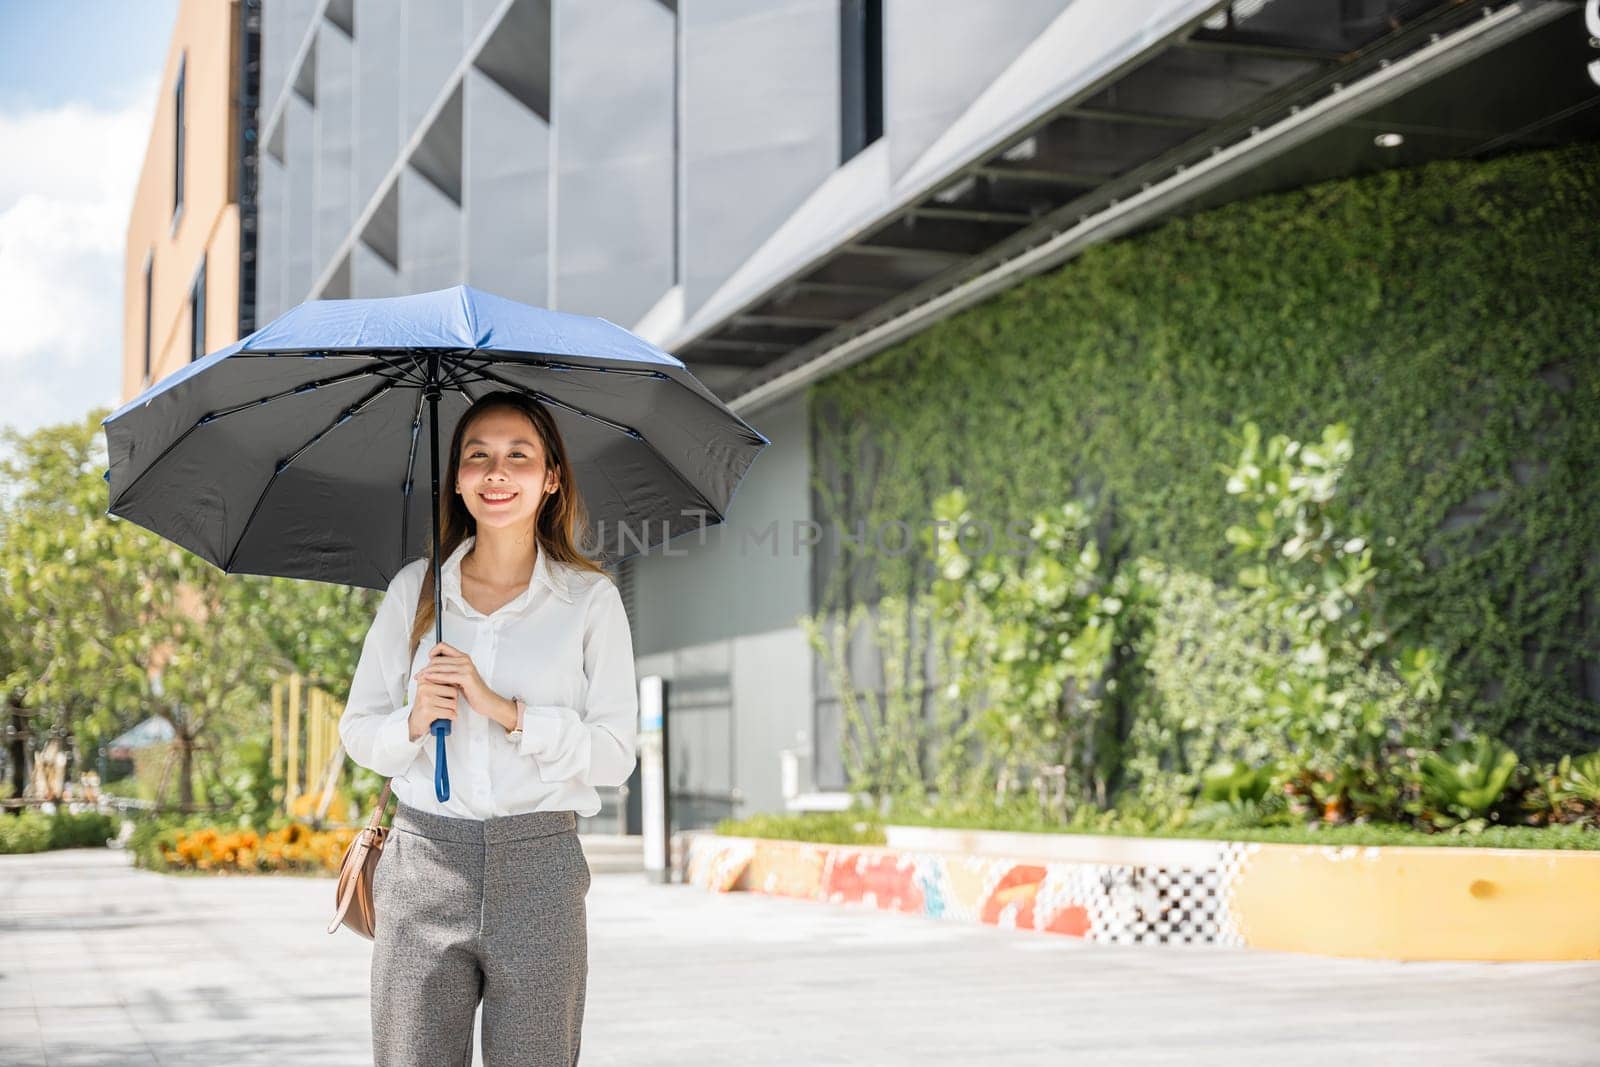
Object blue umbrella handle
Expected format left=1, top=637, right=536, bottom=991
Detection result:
left=431, top=720, right=451, bottom=801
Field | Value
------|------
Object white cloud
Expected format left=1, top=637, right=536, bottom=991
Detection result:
left=0, top=84, right=156, bottom=441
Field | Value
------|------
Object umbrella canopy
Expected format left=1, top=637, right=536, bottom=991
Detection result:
left=104, top=285, right=770, bottom=803
left=102, top=284, right=770, bottom=591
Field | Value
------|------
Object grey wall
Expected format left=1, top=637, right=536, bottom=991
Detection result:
left=312, top=22, right=355, bottom=271
left=257, top=153, right=285, bottom=322
left=350, top=241, right=400, bottom=298
left=679, top=0, right=840, bottom=317
left=256, top=0, right=1115, bottom=334
left=551, top=0, right=675, bottom=323
left=269, top=0, right=1070, bottom=325
left=284, top=93, right=316, bottom=311
left=262, top=0, right=316, bottom=126
left=632, top=389, right=810, bottom=656
left=632, top=389, right=814, bottom=819
left=353, top=0, right=402, bottom=215
left=398, top=166, right=464, bottom=292
left=468, top=0, right=503, bottom=41
left=402, top=0, right=464, bottom=138
left=464, top=68, right=549, bottom=305
left=884, top=0, right=1070, bottom=177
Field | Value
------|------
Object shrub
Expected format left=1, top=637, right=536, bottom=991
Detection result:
left=1555, top=752, right=1600, bottom=815
left=0, top=813, right=52, bottom=854
left=1524, top=751, right=1600, bottom=828
left=47, top=811, right=117, bottom=849
left=1413, top=736, right=1520, bottom=829
left=714, top=810, right=887, bottom=846
left=0, top=810, right=117, bottom=854
left=1199, top=760, right=1278, bottom=805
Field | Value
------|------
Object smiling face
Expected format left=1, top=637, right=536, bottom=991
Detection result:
left=453, top=407, right=560, bottom=532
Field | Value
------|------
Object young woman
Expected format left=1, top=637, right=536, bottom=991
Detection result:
left=339, top=389, right=639, bottom=1066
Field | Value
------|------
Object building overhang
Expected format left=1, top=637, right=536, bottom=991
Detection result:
left=646, top=0, right=1599, bottom=415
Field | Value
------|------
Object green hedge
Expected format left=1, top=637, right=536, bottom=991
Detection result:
left=809, top=143, right=1600, bottom=761
left=716, top=807, right=1599, bottom=851
left=714, top=810, right=888, bottom=845
left=0, top=810, right=118, bottom=854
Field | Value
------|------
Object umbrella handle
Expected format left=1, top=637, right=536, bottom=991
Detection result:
left=431, top=720, right=451, bottom=801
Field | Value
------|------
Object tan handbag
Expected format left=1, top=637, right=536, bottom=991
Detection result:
left=327, top=779, right=394, bottom=938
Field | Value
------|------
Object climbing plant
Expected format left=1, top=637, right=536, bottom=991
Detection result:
left=1219, top=419, right=1442, bottom=821
left=924, top=487, right=1145, bottom=810
left=808, top=143, right=1600, bottom=765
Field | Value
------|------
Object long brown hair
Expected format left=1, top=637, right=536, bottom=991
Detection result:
left=406, top=390, right=610, bottom=658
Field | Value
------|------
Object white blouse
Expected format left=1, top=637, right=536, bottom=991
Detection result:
left=338, top=534, right=639, bottom=819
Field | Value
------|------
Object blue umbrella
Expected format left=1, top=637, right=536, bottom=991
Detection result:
left=103, top=284, right=769, bottom=801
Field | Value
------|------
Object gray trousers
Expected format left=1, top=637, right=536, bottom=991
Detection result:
left=371, top=801, right=591, bottom=1066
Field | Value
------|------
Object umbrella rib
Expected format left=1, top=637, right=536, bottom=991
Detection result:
left=109, top=365, right=409, bottom=511
left=234, top=349, right=431, bottom=387
left=365, top=351, right=431, bottom=386
left=468, top=365, right=642, bottom=439
left=396, top=359, right=471, bottom=561
left=439, top=360, right=478, bottom=406
left=389, top=351, right=468, bottom=567
left=455, top=351, right=767, bottom=447
left=222, top=380, right=400, bottom=573
left=400, top=387, right=427, bottom=565
left=453, top=352, right=670, bottom=381
left=466, top=364, right=726, bottom=524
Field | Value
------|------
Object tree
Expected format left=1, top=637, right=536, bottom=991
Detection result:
left=0, top=410, right=380, bottom=811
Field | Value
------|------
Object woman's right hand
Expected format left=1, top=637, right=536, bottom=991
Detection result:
left=407, top=680, right=457, bottom=742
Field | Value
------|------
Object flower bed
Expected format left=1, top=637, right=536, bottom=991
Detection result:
left=147, top=822, right=356, bottom=874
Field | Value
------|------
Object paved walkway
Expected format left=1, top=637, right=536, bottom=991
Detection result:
left=2, top=847, right=1597, bottom=1066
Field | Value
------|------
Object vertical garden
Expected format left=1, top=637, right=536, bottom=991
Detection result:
left=800, top=143, right=1600, bottom=837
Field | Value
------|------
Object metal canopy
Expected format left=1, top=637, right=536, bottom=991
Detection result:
left=668, top=1, right=1598, bottom=413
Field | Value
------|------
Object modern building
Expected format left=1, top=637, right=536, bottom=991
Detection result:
left=139, top=0, right=1600, bottom=832
left=121, top=0, right=260, bottom=401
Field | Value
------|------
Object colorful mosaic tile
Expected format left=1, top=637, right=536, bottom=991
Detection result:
left=683, top=834, right=1257, bottom=947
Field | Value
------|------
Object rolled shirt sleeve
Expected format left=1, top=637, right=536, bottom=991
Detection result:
left=516, top=579, right=639, bottom=788
left=338, top=565, right=427, bottom=778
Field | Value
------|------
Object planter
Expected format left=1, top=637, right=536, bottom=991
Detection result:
left=681, top=825, right=1600, bottom=961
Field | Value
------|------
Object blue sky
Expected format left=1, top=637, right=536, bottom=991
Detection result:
left=0, top=0, right=178, bottom=444
left=0, top=1, right=178, bottom=110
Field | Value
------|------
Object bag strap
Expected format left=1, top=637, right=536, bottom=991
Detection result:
left=368, top=778, right=394, bottom=830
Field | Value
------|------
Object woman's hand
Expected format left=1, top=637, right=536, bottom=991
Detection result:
left=407, top=680, right=456, bottom=742
left=414, top=643, right=507, bottom=726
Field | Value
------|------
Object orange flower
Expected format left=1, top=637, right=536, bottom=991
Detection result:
left=161, top=821, right=356, bottom=875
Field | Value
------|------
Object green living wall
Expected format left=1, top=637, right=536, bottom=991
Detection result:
left=808, top=143, right=1600, bottom=761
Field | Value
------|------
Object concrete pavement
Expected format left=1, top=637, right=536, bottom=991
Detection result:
left=2, top=846, right=1597, bottom=1066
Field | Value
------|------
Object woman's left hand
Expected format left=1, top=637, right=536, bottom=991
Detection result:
left=414, top=643, right=496, bottom=717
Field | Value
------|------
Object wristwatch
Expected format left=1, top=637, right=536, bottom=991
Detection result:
left=505, top=697, right=526, bottom=745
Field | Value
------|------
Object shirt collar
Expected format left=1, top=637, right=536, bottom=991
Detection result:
left=441, top=534, right=573, bottom=616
